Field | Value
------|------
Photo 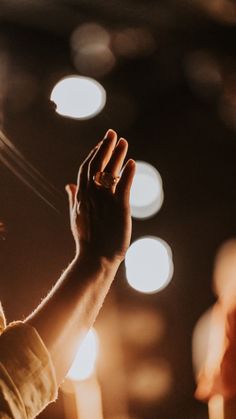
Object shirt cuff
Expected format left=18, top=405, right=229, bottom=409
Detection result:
left=0, top=321, right=58, bottom=418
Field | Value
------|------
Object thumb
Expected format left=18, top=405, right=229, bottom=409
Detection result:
left=65, top=183, right=77, bottom=212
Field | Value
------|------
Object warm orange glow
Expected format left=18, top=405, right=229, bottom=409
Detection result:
left=194, top=0, right=236, bottom=25
left=112, top=27, right=156, bottom=58
left=192, top=307, right=213, bottom=377
left=74, top=377, right=104, bottom=419
left=70, top=23, right=115, bottom=77
left=66, top=329, right=99, bottom=381
left=128, top=359, right=172, bottom=403
left=213, top=239, right=236, bottom=305
left=121, top=306, right=165, bottom=347
left=185, top=50, right=222, bottom=100
left=208, top=395, right=224, bottom=419
left=193, top=304, right=225, bottom=400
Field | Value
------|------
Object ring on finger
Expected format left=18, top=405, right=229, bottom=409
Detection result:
left=93, top=171, right=120, bottom=188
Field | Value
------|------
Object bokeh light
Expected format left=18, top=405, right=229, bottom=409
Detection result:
left=50, top=75, right=106, bottom=119
left=125, top=237, right=174, bottom=294
left=0, top=221, right=6, bottom=240
left=71, top=23, right=110, bottom=51
left=66, top=329, right=99, bottom=381
left=130, top=161, right=164, bottom=219
left=112, top=27, right=156, bottom=58
left=192, top=307, right=213, bottom=377
left=185, top=50, right=222, bottom=101
left=128, top=359, right=173, bottom=403
left=213, top=239, right=236, bottom=302
left=219, top=75, right=236, bottom=132
left=111, top=416, right=141, bottom=419
left=208, top=395, right=224, bottom=419
left=121, top=306, right=165, bottom=347
left=194, top=0, right=236, bottom=25
left=193, top=305, right=225, bottom=401
left=70, top=23, right=115, bottom=77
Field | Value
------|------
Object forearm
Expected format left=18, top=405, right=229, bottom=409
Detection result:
left=25, top=254, right=120, bottom=384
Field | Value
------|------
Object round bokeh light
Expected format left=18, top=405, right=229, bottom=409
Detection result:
left=130, top=161, right=164, bottom=219
left=128, top=359, right=173, bottom=403
left=50, top=75, right=106, bottom=119
left=66, top=328, right=98, bottom=381
left=125, top=237, right=174, bottom=294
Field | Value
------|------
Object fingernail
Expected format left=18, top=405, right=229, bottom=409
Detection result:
left=104, top=129, right=117, bottom=141
left=129, top=159, right=136, bottom=166
left=118, top=137, right=127, bottom=146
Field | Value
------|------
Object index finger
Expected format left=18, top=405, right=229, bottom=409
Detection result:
left=116, top=159, right=136, bottom=207
left=88, top=129, right=117, bottom=181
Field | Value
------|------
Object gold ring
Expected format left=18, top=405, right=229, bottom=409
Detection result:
left=93, top=171, right=120, bottom=188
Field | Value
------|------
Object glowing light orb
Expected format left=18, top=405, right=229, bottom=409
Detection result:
left=70, top=23, right=115, bottom=77
left=50, top=76, right=106, bottom=119
left=71, top=23, right=110, bottom=51
left=113, top=27, right=156, bottom=58
left=125, top=237, right=174, bottom=294
left=66, top=329, right=98, bottom=381
left=129, top=359, right=173, bottom=402
left=0, top=222, right=5, bottom=233
left=121, top=307, right=165, bottom=347
left=130, top=161, right=164, bottom=219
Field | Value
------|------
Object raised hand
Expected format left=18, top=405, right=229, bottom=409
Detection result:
left=66, top=129, right=136, bottom=264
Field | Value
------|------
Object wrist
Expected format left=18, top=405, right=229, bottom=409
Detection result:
left=72, top=250, right=121, bottom=276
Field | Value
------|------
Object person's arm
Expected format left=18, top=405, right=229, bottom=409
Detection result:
left=221, top=306, right=236, bottom=419
left=26, top=128, right=136, bottom=384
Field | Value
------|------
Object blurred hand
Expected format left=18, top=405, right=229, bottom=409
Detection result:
left=66, top=129, right=136, bottom=265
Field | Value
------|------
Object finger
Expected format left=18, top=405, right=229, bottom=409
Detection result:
left=88, top=129, right=117, bottom=180
left=105, top=138, right=128, bottom=177
left=65, top=183, right=77, bottom=212
left=78, top=144, right=101, bottom=192
left=116, top=159, right=136, bottom=207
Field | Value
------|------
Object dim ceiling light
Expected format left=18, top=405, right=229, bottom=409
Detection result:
left=50, top=75, right=106, bottom=119
left=66, top=328, right=99, bottom=381
left=125, top=237, right=174, bottom=294
left=130, top=161, right=164, bottom=219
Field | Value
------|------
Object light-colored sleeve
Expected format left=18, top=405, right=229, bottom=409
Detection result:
left=0, top=321, right=58, bottom=418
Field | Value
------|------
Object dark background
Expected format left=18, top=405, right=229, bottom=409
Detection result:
left=1, top=1, right=236, bottom=418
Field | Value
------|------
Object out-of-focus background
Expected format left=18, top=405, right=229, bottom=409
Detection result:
left=1, top=1, right=236, bottom=418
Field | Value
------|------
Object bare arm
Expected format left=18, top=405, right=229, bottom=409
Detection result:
left=25, top=129, right=136, bottom=384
